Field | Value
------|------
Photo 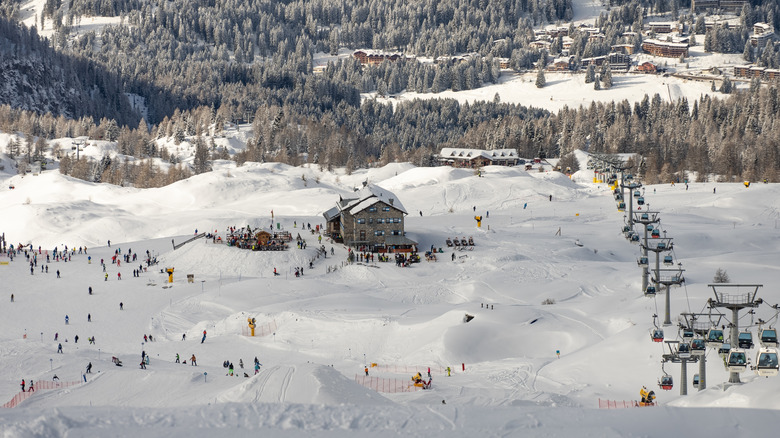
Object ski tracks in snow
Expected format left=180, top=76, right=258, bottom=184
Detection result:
left=251, top=365, right=295, bottom=403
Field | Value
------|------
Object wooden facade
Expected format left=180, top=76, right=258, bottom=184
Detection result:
left=323, top=185, right=417, bottom=252
left=642, top=40, right=688, bottom=58
left=438, top=148, right=520, bottom=168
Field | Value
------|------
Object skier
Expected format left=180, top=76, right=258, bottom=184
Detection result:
left=74, top=335, right=79, bottom=343
left=239, top=359, right=244, bottom=369
left=65, top=315, right=69, bottom=325
left=190, top=354, right=197, bottom=366
left=228, top=362, right=234, bottom=376
left=28, top=380, right=34, bottom=392
left=88, top=286, right=92, bottom=295
left=254, top=362, right=261, bottom=375
left=56, top=270, right=60, bottom=278
left=88, top=313, right=91, bottom=322
left=144, top=334, right=148, bottom=342
left=10, top=294, right=13, bottom=302
left=117, top=272, right=121, bottom=280
left=20, top=379, right=25, bottom=392
left=120, top=302, right=123, bottom=310
left=139, top=360, right=146, bottom=369
left=365, top=367, right=369, bottom=376
left=201, top=330, right=207, bottom=343
left=105, top=273, right=108, bottom=281
left=175, top=353, right=180, bottom=363
left=86, top=362, right=92, bottom=373
left=57, top=343, right=63, bottom=353
left=182, top=333, right=186, bottom=341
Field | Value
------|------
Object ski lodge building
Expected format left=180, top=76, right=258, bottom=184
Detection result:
left=323, top=184, right=417, bottom=253
left=437, top=148, right=520, bottom=168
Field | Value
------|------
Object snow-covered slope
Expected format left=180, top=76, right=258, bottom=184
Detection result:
left=1, top=158, right=780, bottom=436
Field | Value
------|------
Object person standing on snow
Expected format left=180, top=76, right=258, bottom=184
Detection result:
left=20, top=379, right=25, bottom=392
left=190, top=354, right=197, bottom=366
left=201, top=330, right=207, bottom=343
left=86, top=362, right=92, bottom=373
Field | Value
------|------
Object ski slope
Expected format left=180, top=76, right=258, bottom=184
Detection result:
left=1, top=153, right=780, bottom=436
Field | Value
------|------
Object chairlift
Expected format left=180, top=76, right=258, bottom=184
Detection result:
left=638, top=256, right=649, bottom=267
left=755, top=348, right=779, bottom=377
left=678, top=342, right=692, bottom=359
left=706, top=329, right=725, bottom=349
left=726, top=349, right=748, bottom=373
left=692, top=373, right=700, bottom=389
left=630, top=234, right=640, bottom=242
left=691, top=338, right=706, bottom=355
left=651, top=329, right=664, bottom=342
left=659, top=374, right=673, bottom=391
left=738, top=331, right=754, bottom=350
left=637, top=196, right=645, bottom=205
left=640, top=213, right=649, bottom=221
left=617, top=202, right=626, bottom=211
left=718, top=342, right=731, bottom=358
left=622, top=225, right=632, bottom=234
left=651, top=229, right=661, bottom=238
left=760, top=328, right=778, bottom=348
left=656, top=241, right=667, bottom=250
left=682, top=328, right=694, bottom=340
left=615, top=193, right=624, bottom=201
left=646, top=224, right=654, bottom=231
left=633, top=190, right=641, bottom=197
left=663, top=255, right=674, bottom=265
left=645, top=286, right=657, bottom=296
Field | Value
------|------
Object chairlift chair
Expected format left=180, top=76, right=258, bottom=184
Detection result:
left=718, top=342, right=731, bottom=358
left=760, top=328, right=778, bottom=348
left=682, top=328, right=694, bottom=340
left=663, top=255, right=674, bottom=265
left=693, top=373, right=700, bottom=389
left=655, top=241, right=666, bottom=250
left=630, top=234, right=640, bottom=242
left=755, top=348, right=779, bottom=377
left=726, top=349, right=748, bottom=373
left=738, top=331, right=754, bottom=350
left=641, top=213, right=649, bottom=221
left=637, top=197, right=645, bottom=205
left=659, top=374, right=673, bottom=391
left=691, top=338, right=706, bottom=355
left=706, top=329, right=725, bottom=349
left=678, top=342, right=692, bottom=359
left=651, top=229, right=661, bottom=238
left=645, top=286, right=657, bottom=296
left=622, top=225, right=632, bottom=234
left=638, top=256, right=649, bottom=267
left=617, top=202, right=626, bottom=211
left=646, top=224, right=654, bottom=231
left=651, top=329, right=664, bottom=342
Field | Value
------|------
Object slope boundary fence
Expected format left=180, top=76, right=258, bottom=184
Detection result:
left=598, top=398, right=654, bottom=409
left=241, top=320, right=278, bottom=337
left=2, top=380, right=82, bottom=408
left=354, top=375, right=420, bottom=393
left=172, top=233, right=206, bottom=250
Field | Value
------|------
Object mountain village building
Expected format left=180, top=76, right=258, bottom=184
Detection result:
left=437, top=148, right=520, bottom=168
left=323, top=185, right=417, bottom=253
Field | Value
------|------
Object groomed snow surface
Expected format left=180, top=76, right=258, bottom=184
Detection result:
left=2, top=153, right=780, bottom=437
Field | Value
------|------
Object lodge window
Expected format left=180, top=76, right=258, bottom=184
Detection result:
left=377, top=218, right=384, bottom=224
left=369, top=218, right=373, bottom=224
left=368, top=207, right=377, bottom=213
left=382, top=206, right=391, bottom=212
left=392, top=218, right=401, bottom=223
left=391, top=230, right=401, bottom=236
left=375, top=230, right=384, bottom=236
left=357, top=218, right=366, bottom=224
